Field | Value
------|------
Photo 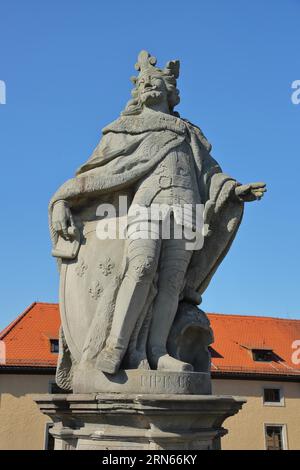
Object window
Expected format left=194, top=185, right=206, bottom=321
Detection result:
left=50, top=339, right=59, bottom=353
left=48, top=380, right=64, bottom=394
left=252, top=349, right=274, bottom=362
left=44, top=423, right=55, bottom=450
left=263, top=388, right=281, bottom=404
left=263, top=387, right=284, bottom=406
left=265, top=425, right=286, bottom=450
left=208, top=346, right=223, bottom=358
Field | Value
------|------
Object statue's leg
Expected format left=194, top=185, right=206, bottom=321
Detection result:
left=148, top=237, right=193, bottom=372
left=96, top=235, right=161, bottom=374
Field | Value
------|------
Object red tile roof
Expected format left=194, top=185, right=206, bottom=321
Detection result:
left=1, top=303, right=300, bottom=378
left=209, top=313, right=300, bottom=377
left=0, top=303, right=60, bottom=367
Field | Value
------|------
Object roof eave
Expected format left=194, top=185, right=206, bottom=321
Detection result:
left=212, top=370, right=300, bottom=382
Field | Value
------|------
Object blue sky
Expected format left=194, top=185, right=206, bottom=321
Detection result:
left=0, top=0, right=299, bottom=329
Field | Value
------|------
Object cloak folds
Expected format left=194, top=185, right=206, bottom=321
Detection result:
left=50, top=112, right=244, bottom=389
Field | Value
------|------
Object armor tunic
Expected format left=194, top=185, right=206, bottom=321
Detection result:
left=131, top=140, right=202, bottom=231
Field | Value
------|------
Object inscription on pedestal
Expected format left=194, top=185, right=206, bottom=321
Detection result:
left=72, top=366, right=211, bottom=395
left=140, top=372, right=193, bottom=391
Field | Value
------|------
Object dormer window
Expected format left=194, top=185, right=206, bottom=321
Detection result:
left=252, top=349, right=274, bottom=362
left=208, top=346, right=223, bottom=358
left=50, top=339, right=59, bottom=353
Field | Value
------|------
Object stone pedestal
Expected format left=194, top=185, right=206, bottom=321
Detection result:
left=34, top=393, right=246, bottom=450
left=72, top=368, right=212, bottom=395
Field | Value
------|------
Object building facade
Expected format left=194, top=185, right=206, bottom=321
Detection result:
left=0, top=303, right=299, bottom=450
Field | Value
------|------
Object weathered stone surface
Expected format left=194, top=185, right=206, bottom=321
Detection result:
left=72, top=368, right=211, bottom=394
left=34, top=393, right=246, bottom=450
left=48, top=49, right=266, bottom=393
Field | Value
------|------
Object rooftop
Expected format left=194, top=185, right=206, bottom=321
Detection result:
left=1, top=302, right=300, bottom=378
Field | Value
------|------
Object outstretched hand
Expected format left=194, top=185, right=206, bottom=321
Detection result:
left=235, top=182, right=267, bottom=202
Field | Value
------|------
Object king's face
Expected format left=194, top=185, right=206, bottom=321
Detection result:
left=137, top=73, right=168, bottom=106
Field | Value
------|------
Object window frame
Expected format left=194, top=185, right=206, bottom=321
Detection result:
left=264, top=423, right=288, bottom=450
left=262, top=386, right=285, bottom=407
left=50, top=338, right=59, bottom=354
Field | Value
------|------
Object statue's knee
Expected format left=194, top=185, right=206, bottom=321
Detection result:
left=127, top=255, right=158, bottom=282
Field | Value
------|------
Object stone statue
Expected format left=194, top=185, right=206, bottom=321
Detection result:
left=49, top=51, right=266, bottom=393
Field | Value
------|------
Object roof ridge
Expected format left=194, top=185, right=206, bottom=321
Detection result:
left=33, top=302, right=58, bottom=306
left=207, top=312, right=300, bottom=322
left=0, top=302, right=37, bottom=339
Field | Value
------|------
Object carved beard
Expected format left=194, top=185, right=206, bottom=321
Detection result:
left=140, top=90, right=164, bottom=106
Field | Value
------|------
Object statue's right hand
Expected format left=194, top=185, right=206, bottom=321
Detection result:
left=52, top=200, right=74, bottom=240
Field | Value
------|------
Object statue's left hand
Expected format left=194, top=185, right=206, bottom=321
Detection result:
left=235, top=182, right=267, bottom=202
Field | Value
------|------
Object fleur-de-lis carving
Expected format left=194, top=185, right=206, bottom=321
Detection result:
left=88, top=281, right=103, bottom=300
left=99, top=257, right=115, bottom=276
left=75, top=259, right=88, bottom=277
